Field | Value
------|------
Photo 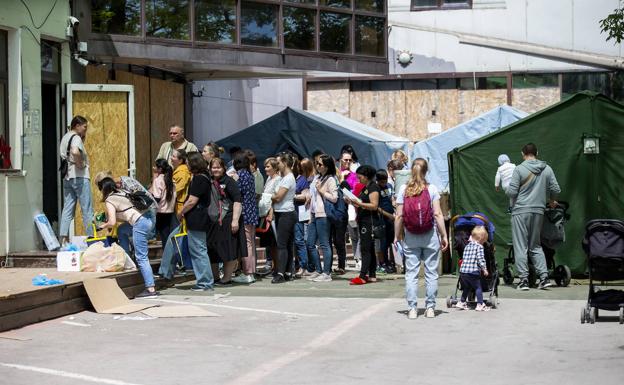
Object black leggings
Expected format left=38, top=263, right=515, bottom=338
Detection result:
left=156, top=213, right=176, bottom=251
left=331, top=218, right=348, bottom=269
left=275, top=211, right=297, bottom=275
left=358, top=221, right=376, bottom=279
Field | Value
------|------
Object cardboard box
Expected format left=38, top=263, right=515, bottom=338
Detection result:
left=57, top=251, right=82, bottom=272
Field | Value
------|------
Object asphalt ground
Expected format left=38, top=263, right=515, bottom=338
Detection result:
left=1, top=271, right=623, bottom=385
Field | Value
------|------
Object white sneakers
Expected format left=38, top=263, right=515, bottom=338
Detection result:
left=232, top=274, right=255, bottom=284
left=425, top=308, right=435, bottom=318
left=306, top=272, right=321, bottom=281
left=407, top=308, right=417, bottom=319
left=455, top=301, right=469, bottom=310
left=312, top=273, right=332, bottom=282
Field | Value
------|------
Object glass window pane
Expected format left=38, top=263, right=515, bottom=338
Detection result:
left=241, top=1, right=279, bottom=47
left=91, top=0, right=141, bottom=35
left=195, top=0, right=236, bottom=44
left=404, top=79, right=437, bottom=90
left=284, top=7, right=316, bottom=50
left=437, top=78, right=457, bottom=89
left=485, top=76, right=507, bottom=89
left=562, top=72, right=610, bottom=99
left=320, top=12, right=351, bottom=53
left=285, top=0, right=316, bottom=4
left=146, top=0, right=190, bottom=40
left=0, top=30, right=7, bottom=74
left=443, top=0, right=469, bottom=5
left=412, top=0, right=438, bottom=7
left=355, top=0, right=384, bottom=13
left=513, top=74, right=558, bottom=89
left=320, top=0, right=351, bottom=9
left=41, top=42, right=60, bottom=73
left=355, top=15, right=384, bottom=56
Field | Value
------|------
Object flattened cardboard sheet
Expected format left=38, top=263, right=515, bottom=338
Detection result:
left=83, top=279, right=156, bottom=314
left=142, top=305, right=221, bottom=318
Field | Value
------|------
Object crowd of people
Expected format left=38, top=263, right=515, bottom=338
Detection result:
left=59, top=116, right=560, bottom=317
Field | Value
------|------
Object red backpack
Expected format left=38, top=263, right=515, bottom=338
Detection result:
left=403, top=187, right=434, bottom=234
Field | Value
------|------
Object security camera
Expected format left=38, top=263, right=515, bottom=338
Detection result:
left=73, top=54, right=89, bottom=67
left=68, top=16, right=80, bottom=27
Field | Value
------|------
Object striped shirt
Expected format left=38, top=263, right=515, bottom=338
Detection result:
left=459, top=240, right=486, bottom=274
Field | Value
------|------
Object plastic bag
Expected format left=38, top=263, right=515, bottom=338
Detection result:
left=32, top=274, right=65, bottom=286
left=81, top=242, right=128, bottom=272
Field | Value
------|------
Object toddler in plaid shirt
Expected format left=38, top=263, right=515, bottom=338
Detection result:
left=456, top=226, right=490, bottom=312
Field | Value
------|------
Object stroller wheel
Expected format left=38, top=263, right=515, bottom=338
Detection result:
left=589, top=307, right=597, bottom=324
left=554, top=265, right=572, bottom=287
left=619, top=308, right=624, bottom=325
left=503, top=265, right=515, bottom=285
left=488, top=295, right=498, bottom=309
left=581, top=307, right=586, bottom=324
left=446, top=296, right=453, bottom=309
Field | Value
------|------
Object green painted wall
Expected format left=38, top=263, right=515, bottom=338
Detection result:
left=0, top=1, right=71, bottom=254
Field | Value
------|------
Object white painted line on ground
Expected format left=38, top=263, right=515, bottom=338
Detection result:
left=225, top=299, right=392, bottom=385
left=61, top=321, right=91, bottom=327
left=0, top=363, right=144, bottom=385
left=143, top=298, right=321, bottom=317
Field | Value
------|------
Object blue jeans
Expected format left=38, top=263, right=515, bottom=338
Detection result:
left=60, top=177, right=94, bottom=237
left=188, top=229, right=214, bottom=289
left=158, top=225, right=213, bottom=289
left=403, top=229, right=440, bottom=310
left=117, top=214, right=155, bottom=288
left=307, top=216, right=331, bottom=274
left=294, top=222, right=309, bottom=271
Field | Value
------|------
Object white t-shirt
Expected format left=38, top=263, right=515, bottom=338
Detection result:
left=59, top=131, right=89, bottom=180
left=495, top=162, right=516, bottom=191
left=396, top=183, right=440, bottom=205
left=273, top=173, right=296, bottom=212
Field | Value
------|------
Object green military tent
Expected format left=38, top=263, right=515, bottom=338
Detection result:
left=449, top=92, right=624, bottom=275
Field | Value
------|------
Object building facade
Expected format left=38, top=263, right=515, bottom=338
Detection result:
left=306, top=0, right=624, bottom=141
left=0, top=1, right=72, bottom=256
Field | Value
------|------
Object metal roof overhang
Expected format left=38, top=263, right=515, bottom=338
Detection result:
left=87, top=38, right=389, bottom=80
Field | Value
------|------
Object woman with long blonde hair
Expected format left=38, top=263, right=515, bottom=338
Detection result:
left=394, top=158, right=448, bottom=320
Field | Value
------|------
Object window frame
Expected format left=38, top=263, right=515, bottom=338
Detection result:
left=0, top=29, right=8, bottom=147
left=87, top=0, right=387, bottom=60
left=410, top=0, right=472, bottom=12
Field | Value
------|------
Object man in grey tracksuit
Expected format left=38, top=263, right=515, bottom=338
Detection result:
left=506, top=143, right=561, bottom=290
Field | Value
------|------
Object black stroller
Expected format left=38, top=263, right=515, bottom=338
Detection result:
left=446, top=212, right=499, bottom=309
left=580, top=219, right=624, bottom=324
left=502, top=201, right=572, bottom=287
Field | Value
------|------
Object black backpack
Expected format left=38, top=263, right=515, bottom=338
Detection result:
left=59, top=134, right=77, bottom=178
left=125, top=190, right=155, bottom=211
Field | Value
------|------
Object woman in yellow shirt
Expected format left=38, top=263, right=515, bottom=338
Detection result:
left=171, top=149, right=191, bottom=215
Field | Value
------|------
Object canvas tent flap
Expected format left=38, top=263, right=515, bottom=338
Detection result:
left=217, top=107, right=410, bottom=169
left=448, top=92, right=624, bottom=275
left=411, top=105, right=527, bottom=191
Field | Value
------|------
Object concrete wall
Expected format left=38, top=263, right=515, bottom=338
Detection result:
left=0, top=1, right=72, bottom=255
left=192, top=78, right=303, bottom=145
left=388, top=0, right=623, bottom=74
left=306, top=82, right=560, bottom=141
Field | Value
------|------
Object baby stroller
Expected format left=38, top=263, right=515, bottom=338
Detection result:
left=580, top=219, right=624, bottom=324
left=446, top=212, right=499, bottom=309
left=502, top=201, right=572, bottom=287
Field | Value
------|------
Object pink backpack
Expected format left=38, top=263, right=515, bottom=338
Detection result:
left=403, top=187, right=434, bottom=234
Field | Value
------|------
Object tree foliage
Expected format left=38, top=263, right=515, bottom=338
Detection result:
left=600, top=6, right=624, bottom=44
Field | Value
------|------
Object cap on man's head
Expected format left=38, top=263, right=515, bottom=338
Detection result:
left=497, top=154, right=510, bottom=165
left=94, top=170, right=113, bottom=185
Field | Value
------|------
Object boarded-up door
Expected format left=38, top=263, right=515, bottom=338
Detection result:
left=67, top=85, right=135, bottom=235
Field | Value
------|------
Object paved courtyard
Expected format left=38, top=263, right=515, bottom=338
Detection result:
left=1, top=274, right=623, bottom=385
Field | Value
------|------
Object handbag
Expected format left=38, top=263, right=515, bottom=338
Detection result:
left=370, top=211, right=386, bottom=239
left=256, top=216, right=271, bottom=233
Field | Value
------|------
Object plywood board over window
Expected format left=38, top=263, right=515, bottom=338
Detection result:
left=72, top=91, right=129, bottom=235
left=112, top=71, right=151, bottom=186
left=150, top=78, right=184, bottom=162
